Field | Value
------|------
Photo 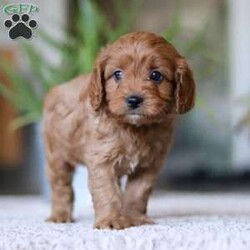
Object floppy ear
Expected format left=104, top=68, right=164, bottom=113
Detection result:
left=89, top=48, right=109, bottom=111
left=89, top=65, right=104, bottom=111
left=171, top=58, right=196, bottom=114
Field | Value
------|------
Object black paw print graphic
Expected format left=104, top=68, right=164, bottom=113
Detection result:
left=4, top=14, right=37, bottom=40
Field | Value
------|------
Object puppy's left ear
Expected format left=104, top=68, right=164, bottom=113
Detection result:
left=171, top=58, right=196, bottom=114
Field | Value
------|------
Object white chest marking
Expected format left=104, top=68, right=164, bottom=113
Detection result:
left=128, top=155, right=139, bottom=172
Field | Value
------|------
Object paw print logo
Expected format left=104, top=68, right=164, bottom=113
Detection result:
left=4, top=14, right=37, bottom=40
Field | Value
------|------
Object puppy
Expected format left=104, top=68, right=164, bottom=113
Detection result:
left=43, top=32, right=195, bottom=229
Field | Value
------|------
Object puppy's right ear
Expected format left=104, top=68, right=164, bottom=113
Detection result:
left=89, top=47, right=110, bottom=111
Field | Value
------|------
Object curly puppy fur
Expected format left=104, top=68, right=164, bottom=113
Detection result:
left=43, top=32, right=195, bottom=229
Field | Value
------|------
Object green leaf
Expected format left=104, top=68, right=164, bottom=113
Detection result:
left=10, top=113, right=40, bottom=131
left=0, top=61, right=42, bottom=113
left=162, top=0, right=182, bottom=42
left=20, top=43, right=53, bottom=92
left=0, top=83, right=20, bottom=109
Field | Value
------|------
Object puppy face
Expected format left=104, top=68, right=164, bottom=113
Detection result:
left=89, top=32, right=195, bottom=125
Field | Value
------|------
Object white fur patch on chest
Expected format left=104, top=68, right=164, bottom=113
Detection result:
left=127, top=154, right=140, bottom=172
left=93, top=116, right=100, bottom=126
left=115, top=152, right=140, bottom=176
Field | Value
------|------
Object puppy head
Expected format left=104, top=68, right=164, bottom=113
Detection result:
left=89, top=32, right=195, bottom=125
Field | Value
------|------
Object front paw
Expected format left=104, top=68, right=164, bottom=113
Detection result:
left=46, top=213, right=74, bottom=223
left=130, top=214, right=155, bottom=225
left=94, top=214, right=154, bottom=230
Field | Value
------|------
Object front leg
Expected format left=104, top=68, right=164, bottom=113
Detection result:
left=122, top=164, right=162, bottom=224
left=88, top=165, right=148, bottom=229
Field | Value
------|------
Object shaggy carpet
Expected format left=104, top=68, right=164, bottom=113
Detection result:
left=1, top=192, right=250, bottom=250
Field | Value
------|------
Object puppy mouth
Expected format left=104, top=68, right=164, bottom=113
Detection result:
left=127, top=114, right=142, bottom=119
left=126, top=113, right=143, bottom=125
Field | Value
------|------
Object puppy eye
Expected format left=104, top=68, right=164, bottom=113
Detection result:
left=113, top=70, right=123, bottom=81
left=149, top=70, right=164, bottom=83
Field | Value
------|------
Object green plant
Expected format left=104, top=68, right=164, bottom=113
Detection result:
left=0, top=0, right=141, bottom=129
left=0, top=0, right=220, bottom=129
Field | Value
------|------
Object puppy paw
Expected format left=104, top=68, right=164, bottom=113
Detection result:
left=94, top=214, right=154, bottom=230
left=130, top=214, right=155, bottom=225
left=46, top=214, right=74, bottom=223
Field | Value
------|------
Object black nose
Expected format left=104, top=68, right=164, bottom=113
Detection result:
left=126, top=95, right=143, bottom=109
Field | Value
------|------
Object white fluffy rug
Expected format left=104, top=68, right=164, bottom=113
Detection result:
left=1, top=192, right=250, bottom=250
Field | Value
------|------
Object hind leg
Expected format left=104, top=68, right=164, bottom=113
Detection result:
left=46, top=160, right=75, bottom=223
